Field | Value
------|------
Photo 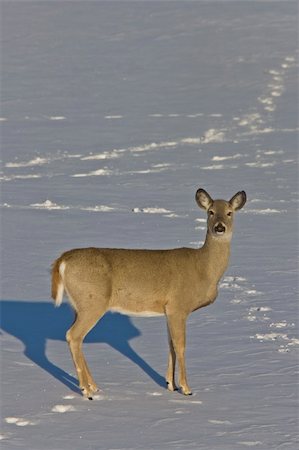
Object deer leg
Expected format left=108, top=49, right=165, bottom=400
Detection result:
left=166, top=323, right=178, bottom=391
left=66, top=308, right=105, bottom=399
left=166, top=314, right=192, bottom=395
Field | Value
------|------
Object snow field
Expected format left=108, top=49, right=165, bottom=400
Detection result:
left=1, top=1, right=298, bottom=449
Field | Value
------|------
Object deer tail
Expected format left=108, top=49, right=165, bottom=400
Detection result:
left=51, top=258, right=65, bottom=307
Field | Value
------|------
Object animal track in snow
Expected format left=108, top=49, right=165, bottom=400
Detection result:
left=132, top=207, right=173, bottom=215
left=0, top=136, right=200, bottom=182
left=238, top=441, right=263, bottom=447
left=254, top=333, right=289, bottom=342
left=208, top=419, right=232, bottom=425
left=5, top=417, right=37, bottom=426
left=146, top=391, right=163, bottom=397
left=51, top=404, right=76, bottom=413
left=1, top=55, right=297, bottom=177
left=247, top=306, right=272, bottom=322
left=243, top=208, right=285, bottom=215
left=72, top=168, right=113, bottom=177
left=234, top=55, right=297, bottom=137
left=1, top=200, right=116, bottom=212
left=81, top=150, right=125, bottom=161
left=258, top=56, right=296, bottom=113
left=5, top=157, right=50, bottom=168
left=169, top=399, right=203, bottom=405
left=237, top=214, right=297, bottom=355
left=49, top=116, right=66, bottom=120
left=212, top=153, right=244, bottom=161
left=0, top=174, right=42, bottom=181
left=249, top=307, right=299, bottom=353
left=200, top=128, right=227, bottom=143
left=201, top=163, right=239, bottom=170
left=220, top=275, right=261, bottom=300
left=269, top=321, right=295, bottom=329
left=31, top=200, right=70, bottom=210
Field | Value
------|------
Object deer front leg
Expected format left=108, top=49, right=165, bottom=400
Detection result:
left=166, top=324, right=178, bottom=392
left=166, top=313, right=192, bottom=396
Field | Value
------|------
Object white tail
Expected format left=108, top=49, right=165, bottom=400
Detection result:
left=51, top=188, right=246, bottom=399
left=51, top=261, right=65, bottom=307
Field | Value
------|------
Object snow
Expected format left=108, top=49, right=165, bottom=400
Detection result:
left=1, top=1, right=298, bottom=449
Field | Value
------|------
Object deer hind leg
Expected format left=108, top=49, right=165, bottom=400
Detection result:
left=66, top=307, right=105, bottom=399
left=166, top=314, right=192, bottom=396
left=166, top=324, right=178, bottom=392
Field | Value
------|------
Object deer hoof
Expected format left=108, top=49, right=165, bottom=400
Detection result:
left=81, top=384, right=99, bottom=400
left=181, top=387, right=192, bottom=396
left=166, top=381, right=178, bottom=392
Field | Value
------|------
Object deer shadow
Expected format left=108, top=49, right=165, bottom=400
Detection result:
left=0, top=300, right=165, bottom=394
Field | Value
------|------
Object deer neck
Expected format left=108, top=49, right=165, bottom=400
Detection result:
left=200, top=232, right=231, bottom=283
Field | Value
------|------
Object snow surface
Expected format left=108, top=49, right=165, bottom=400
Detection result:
left=1, top=1, right=298, bottom=449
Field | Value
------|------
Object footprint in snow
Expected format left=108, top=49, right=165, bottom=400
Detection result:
left=146, top=391, right=163, bottom=397
left=221, top=275, right=262, bottom=304
left=169, top=399, right=202, bottom=405
left=247, top=305, right=299, bottom=352
left=208, top=419, right=232, bottom=425
left=5, top=417, right=37, bottom=426
left=246, top=306, right=272, bottom=322
left=238, top=441, right=263, bottom=447
left=51, top=405, right=76, bottom=413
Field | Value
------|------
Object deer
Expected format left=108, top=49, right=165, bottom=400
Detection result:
left=51, top=188, right=246, bottom=399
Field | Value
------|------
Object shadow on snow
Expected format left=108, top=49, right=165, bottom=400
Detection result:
left=0, top=300, right=165, bottom=394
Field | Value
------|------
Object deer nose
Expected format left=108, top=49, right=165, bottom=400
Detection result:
left=214, top=222, right=226, bottom=234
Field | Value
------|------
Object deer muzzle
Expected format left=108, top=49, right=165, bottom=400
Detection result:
left=214, top=222, right=226, bottom=235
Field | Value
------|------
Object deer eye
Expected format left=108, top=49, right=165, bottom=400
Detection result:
left=209, top=210, right=215, bottom=216
left=227, top=211, right=232, bottom=217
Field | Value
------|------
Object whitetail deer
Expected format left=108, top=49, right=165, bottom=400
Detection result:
left=51, top=188, right=246, bottom=399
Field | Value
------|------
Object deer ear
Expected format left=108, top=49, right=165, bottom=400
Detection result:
left=195, top=189, right=213, bottom=210
left=229, top=191, right=247, bottom=211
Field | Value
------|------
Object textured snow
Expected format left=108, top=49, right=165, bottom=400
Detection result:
left=1, top=1, right=298, bottom=450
